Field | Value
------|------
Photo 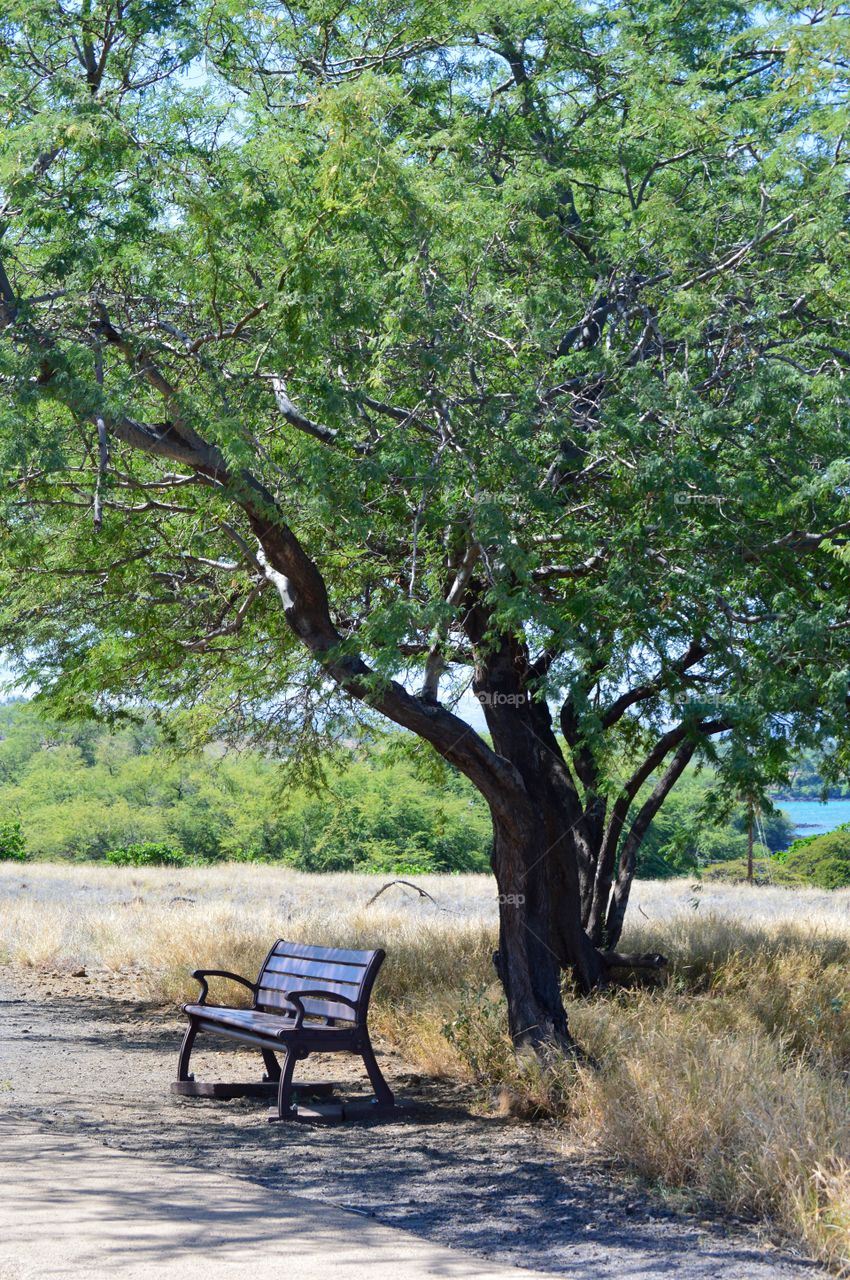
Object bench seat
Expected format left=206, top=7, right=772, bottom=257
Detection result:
left=184, top=1003, right=356, bottom=1045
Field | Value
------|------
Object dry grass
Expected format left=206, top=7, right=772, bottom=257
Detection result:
left=3, top=862, right=850, bottom=1271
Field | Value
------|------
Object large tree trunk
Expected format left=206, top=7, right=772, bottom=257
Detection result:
left=488, top=801, right=605, bottom=1050
left=466, top=615, right=607, bottom=1046
left=490, top=811, right=572, bottom=1050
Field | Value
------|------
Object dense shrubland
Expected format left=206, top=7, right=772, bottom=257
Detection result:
left=0, top=701, right=492, bottom=871
left=0, top=700, right=800, bottom=874
left=9, top=702, right=850, bottom=891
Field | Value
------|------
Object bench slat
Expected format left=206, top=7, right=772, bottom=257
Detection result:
left=261, top=956, right=366, bottom=987
left=257, top=989, right=357, bottom=1021
left=185, top=1004, right=355, bottom=1042
left=259, top=972, right=364, bottom=1002
left=185, top=1004, right=296, bottom=1033
left=257, top=977, right=364, bottom=1013
left=271, top=940, right=376, bottom=966
left=256, top=941, right=381, bottom=1022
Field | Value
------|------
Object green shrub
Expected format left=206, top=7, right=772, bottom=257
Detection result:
left=0, top=820, right=26, bottom=861
left=702, top=857, right=801, bottom=886
left=105, top=841, right=188, bottom=867
left=782, top=827, right=850, bottom=889
left=705, top=826, right=850, bottom=889
left=774, top=822, right=850, bottom=862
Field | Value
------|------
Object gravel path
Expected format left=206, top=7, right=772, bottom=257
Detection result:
left=0, top=968, right=827, bottom=1279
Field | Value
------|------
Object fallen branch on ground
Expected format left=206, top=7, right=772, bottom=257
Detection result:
left=365, top=879, right=439, bottom=908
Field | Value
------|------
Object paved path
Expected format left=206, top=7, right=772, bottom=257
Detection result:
left=0, top=1116, right=558, bottom=1280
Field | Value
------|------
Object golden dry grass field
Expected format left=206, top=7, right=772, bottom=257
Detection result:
left=3, top=863, right=850, bottom=1272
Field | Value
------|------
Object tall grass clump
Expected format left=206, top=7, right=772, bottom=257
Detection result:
left=438, top=915, right=850, bottom=1274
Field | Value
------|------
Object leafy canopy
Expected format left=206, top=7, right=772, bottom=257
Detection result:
left=0, top=0, right=848, bottom=801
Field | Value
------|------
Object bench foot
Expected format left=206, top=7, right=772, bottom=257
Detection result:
left=176, top=1018, right=198, bottom=1083
left=172, top=1079, right=337, bottom=1102
left=172, top=1080, right=276, bottom=1100
left=275, top=1045, right=302, bottom=1119
left=267, top=1098, right=398, bottom=1124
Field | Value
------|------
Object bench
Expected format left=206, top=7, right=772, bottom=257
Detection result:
left=171, top=939, right=394, bottom=1121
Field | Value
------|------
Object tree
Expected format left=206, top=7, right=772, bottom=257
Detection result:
left=1, top=0, right=849, bottom=1051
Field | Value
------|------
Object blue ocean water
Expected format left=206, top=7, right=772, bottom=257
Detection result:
left=779, top=798, right=850, bottom=840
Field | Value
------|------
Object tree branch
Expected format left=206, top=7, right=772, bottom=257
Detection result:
left=601, top=641, right=709, bottom=729
left=679, top=213, right=797, bottom=291
left=605, top=738, right=702, bottom=946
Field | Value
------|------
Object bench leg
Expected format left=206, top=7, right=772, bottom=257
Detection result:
left=177, top=1017, right=198, bottom=1082
left=276, top=1048, right=299, bottom=1120
left=261, top=1048, right=281, bottom=1082
left=361, top=1035, right=394, bottom=1108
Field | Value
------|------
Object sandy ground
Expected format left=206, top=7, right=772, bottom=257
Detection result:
left=0, top=965, right=827, bottom=1279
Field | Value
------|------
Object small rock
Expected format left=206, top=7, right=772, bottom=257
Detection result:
left=71, top=967, right=87, bottom=978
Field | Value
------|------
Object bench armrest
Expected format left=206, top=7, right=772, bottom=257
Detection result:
left=282, top=988, right=359, bottom=1031
left=191, top=969, right=257, bottom=1007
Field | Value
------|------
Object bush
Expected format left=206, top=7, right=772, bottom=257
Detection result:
left=0, top=702, right=492, bottom=871
left=782, top=827, right=850, bottom=889
left=702, top=857, right=801, bottom=886
left=0, top=820, right=26, bottom=861
left=105, top=841, right=188, bottom=867
left=705, top=826, right=850, bottom=889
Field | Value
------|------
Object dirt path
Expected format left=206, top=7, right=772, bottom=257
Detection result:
left=0, top=1117, right=562, bottom=1280
left=0, top=969, right=826, bottom=1279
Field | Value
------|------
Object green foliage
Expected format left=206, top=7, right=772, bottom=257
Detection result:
left=705, top=823, right=850, bottom=889
left=0, top=701, right=491, bottom=871
left=442, top=982, right=512, bottom=1081
left=0, top=819, right=26, bottom=861
left=776, top=753, right=850, bottom=801
left=780, top=826, right=850, bottom=890
left=105, top=841, right=187, bottom=868
left=0, top=700, right=816, bottom=878
left=0, top=0, right=847, bottom=808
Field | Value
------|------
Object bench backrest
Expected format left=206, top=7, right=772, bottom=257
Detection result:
left=254, top=940, right=385, bottom=1025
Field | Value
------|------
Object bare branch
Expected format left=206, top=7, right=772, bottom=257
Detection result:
left=679, top=213, right=796, bottom=291
left=269, top=376, right=345, bottom=447
left=421, top=541, right=481, bottom=701
left=180, top=581, right=269, bottom=652
left=601, top=641, right=709, bottom=729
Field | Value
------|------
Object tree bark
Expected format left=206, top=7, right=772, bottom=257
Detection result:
left=464, top=615, right=607, bottom=1041
left=490, top=810, right=574, bottom=1051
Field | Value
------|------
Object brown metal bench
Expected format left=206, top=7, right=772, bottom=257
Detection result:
left=171, top=939, right=394, bottom=1121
